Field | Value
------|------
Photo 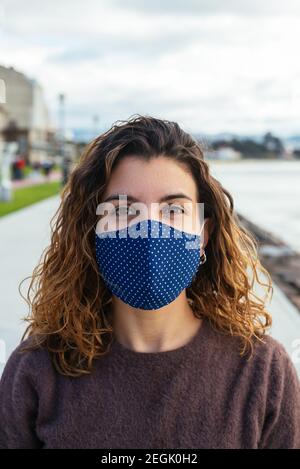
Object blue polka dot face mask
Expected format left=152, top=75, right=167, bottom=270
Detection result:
left=95, top=218, right=205, bottom=310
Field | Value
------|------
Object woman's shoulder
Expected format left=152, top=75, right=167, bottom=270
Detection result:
left=248, top=332, right=299, bottom=378
left=251, top=333, right=300, bottom=387
left=0, top=336, right=57, bottom=449
left=252, top=332, right=292, bottom=362
left=0, top=335, right=54, bottom=387
left=206, top=318, right=298, bottom=377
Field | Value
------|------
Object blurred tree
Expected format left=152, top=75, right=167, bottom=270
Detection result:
left=263, top=132, right=284, bottom=155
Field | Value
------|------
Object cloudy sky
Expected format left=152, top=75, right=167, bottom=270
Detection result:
left=1, top=0, right=300, bottom=136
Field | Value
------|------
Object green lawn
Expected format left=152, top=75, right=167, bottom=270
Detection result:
left=0, top=181, right=62, bottom=218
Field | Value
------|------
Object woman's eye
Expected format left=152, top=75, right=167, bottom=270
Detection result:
left=162, top=205, right=185, bottom=215
left=114, top=206, right=136, bottom=216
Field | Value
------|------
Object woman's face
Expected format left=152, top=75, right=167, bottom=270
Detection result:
left=99, top=155, right=209, bottom=254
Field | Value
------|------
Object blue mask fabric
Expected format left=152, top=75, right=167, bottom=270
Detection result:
left=95, top=218, right=203, bottom=310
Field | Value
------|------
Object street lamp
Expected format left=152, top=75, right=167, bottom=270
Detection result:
left=58, top=93, right=70, bottom=186
left=93, top=114, right=99, bottom=138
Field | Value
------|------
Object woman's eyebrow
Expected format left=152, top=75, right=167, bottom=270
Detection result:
left=103, top=193, right=193, bottom=203
left=159, top=193, right=193, bottom=202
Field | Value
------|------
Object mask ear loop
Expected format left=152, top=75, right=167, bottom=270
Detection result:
left=199, top=218, right=207, bottom=264
left=200, top=250, right=207, bottom=264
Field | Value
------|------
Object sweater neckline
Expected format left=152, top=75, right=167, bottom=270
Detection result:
left=109, top=315, right=208, bottom=362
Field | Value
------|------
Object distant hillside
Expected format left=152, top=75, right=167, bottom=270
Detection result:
left=71, top=127, right=300, bottom=150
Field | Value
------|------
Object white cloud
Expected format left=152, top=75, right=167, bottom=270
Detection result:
left=1, top=0, right=300, bottom=135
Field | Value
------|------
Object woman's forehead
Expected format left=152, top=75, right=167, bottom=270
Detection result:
left=103, top=156, right=198, bottom=202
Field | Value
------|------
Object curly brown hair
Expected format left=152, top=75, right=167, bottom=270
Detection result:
left=20, top=114, right=273, bottom=376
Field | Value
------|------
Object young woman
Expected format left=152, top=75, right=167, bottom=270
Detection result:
left=0, top=115, right=299, bottom=449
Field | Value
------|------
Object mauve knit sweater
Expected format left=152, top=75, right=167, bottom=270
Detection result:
left=0, top=316, right=300, bottom=449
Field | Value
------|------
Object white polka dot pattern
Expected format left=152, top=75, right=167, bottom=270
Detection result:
left=95, top=219, right=202, bottom=310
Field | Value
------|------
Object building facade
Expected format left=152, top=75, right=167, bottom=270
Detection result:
left=0, top=105, right=9, bottom=144
left=0, top=65, right=53, bottom=163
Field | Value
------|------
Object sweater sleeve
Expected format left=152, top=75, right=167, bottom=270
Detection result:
left=0, top=342, right=43, bottom=449
left=258, top=340, right=300, bottom=449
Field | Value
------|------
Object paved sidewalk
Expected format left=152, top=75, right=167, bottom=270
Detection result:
left=0, top=195, right=299, bottom=376
left=0, top=195, right=59, bottom=375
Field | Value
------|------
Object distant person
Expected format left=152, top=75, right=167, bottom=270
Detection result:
left=12, top=156, right=25, bottom=180
left=42, top=159, right=53, bottom=181
left=31, top=161, right=41, bottom=180
left=0, top=116, right=299, bottom=449
left=62, top=156, right=72, bottom=186
left=11, top=160, right=18, bottom=180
